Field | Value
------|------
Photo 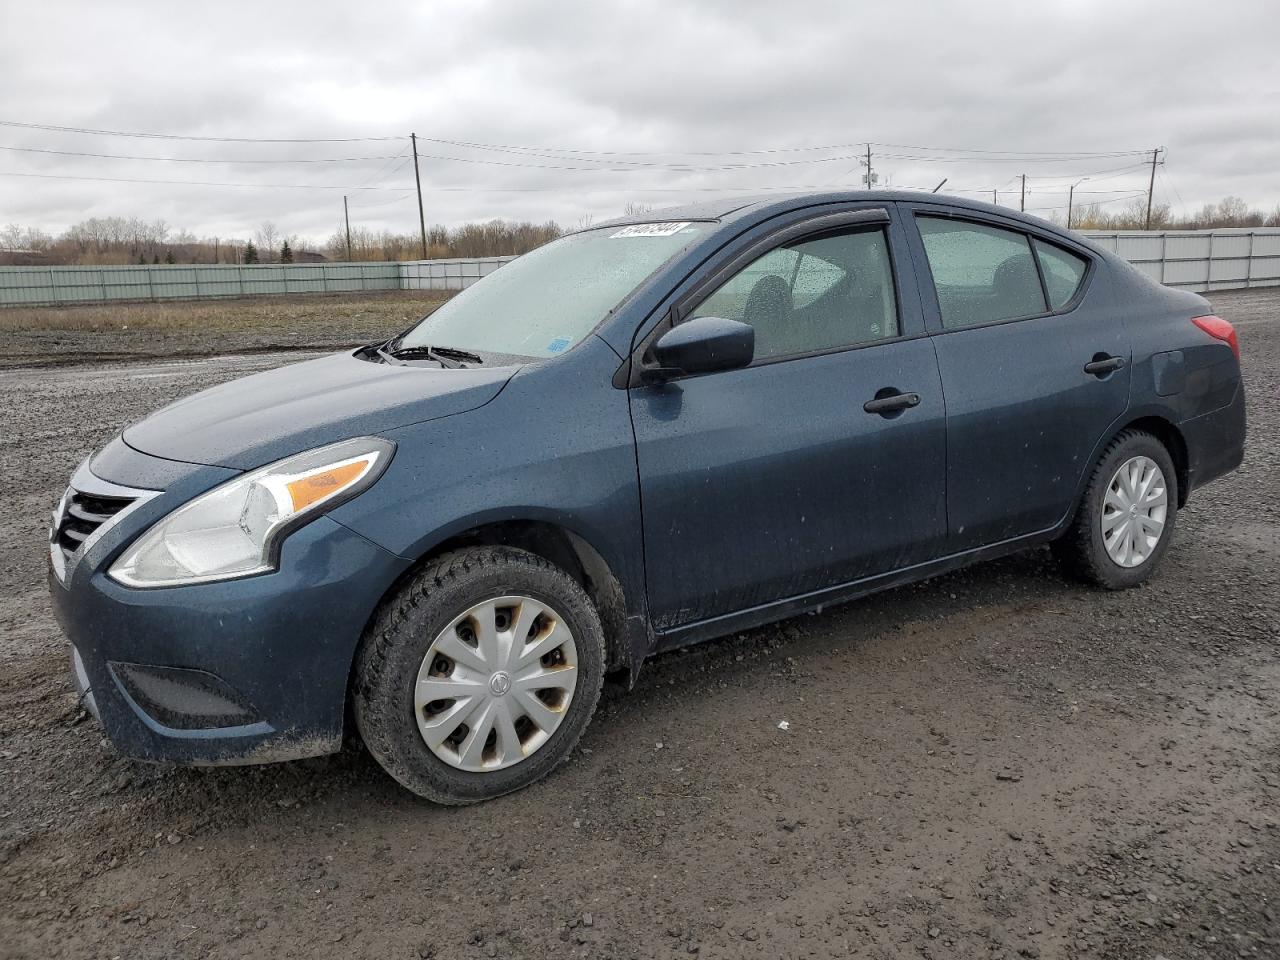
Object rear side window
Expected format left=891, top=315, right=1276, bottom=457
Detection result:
left=691, top=227, right=898, bottom=361
left=1034, top=239, right=1088, bottom=309
left=917, top=217, right=1048, bottom=329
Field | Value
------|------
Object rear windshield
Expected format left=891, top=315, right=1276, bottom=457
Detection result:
left=397, top=221, right=707, bottom=359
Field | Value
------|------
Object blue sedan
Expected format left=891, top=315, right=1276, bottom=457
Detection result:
left=49, top=192, right=1246, bottom=803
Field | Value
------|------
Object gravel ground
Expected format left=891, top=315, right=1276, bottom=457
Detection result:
left=0, top=290, right=1276, bottom=960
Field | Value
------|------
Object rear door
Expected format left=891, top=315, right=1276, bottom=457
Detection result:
left=630, top=206, right=948, bottom=632
left=903, top=205, right=1131, bottom=551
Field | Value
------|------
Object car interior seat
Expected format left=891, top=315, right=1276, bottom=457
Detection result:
left=991, top=253, right=1046, bottom=319
left=742, top=274, right=793, bottom=359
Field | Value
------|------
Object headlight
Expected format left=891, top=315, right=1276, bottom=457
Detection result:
left=109, top=437, right=394, bottom=588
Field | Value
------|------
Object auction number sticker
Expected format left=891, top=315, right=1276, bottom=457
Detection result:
left=610, top=221, right=692, bottom=238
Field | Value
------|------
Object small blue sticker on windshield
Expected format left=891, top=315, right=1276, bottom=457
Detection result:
left=546, top=337, right=571, bottom=353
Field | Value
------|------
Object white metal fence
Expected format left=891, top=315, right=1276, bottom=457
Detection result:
left=0, top=261, right=399, bottom=307
left=399, top=256, right=514, bottom=293
left=1, top=231, right=1277, bottom=307
left=0, top=257, right=514, bottom=307
left=1081, top=228, right=1280, bottom=292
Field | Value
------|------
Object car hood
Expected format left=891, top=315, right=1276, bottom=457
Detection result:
left=122, top=351, right=518, bottom=470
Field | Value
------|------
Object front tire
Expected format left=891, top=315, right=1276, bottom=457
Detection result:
left=1053, top=429, right=1179, bottom=589
left=353, top=546, right=605, bottom=804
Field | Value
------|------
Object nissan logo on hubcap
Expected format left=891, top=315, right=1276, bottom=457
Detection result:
left=489, top=671, right=512, bottom=697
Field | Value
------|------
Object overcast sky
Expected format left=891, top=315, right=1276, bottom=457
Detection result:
left=1, top=0, right=1277, bottom=245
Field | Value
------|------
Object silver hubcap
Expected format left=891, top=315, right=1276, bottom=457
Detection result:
left=1101, top=456, right=1168, bottom=568
left=414, top=595, right=578, bottom=772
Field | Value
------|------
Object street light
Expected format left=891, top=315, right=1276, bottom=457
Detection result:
left=1067, top=178, right=1090, bottom=230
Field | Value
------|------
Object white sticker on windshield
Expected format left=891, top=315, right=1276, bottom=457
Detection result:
left=609, top=221, right=692, bottom=239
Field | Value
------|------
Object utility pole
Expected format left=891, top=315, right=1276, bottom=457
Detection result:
left=1144, top=146, right=1162, bottom=230
left=411, top=132, right=428, bottom=259
left=343, top=195, right=352, bottom=261
left=860, top=142, right=876, bottom=190
left=1067, top=177, right=1089, bottom=230
left=992, top=189, right=997, bottom=206
left=1020, top=174, right=1026, bottom=212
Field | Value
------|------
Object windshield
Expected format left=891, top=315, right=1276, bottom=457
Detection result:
left=396, top=221, right=708, bottom=359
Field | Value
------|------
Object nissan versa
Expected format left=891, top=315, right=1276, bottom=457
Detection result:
left=49, top=192, right=1246, bottom=804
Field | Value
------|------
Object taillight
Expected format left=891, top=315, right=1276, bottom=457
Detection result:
left=1192, top=314, right=1240, bottom=361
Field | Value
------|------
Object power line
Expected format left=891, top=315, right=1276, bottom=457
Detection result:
left=3, top=138, right=1153, bottom=176
left=1158, top=165, right=1189, bottom=220
left=348, top=191, right=414, bottom=209
left=1025, top=191, right=1147, bottom=213
left=1021, top=162, right=1151, bottom=182
left=869, top=141, right=1151, bottom=157
left=0, top=170, right=416, bottom=190
left=408, top=150, right=874, bottom=173
left=349, top=147, right=412, bottom=194
left=422, top=135, right=1150, bottom=161
left=874, top=152, right=1150, bottom=164
left=0, top=144, right=405, bottom=164
left=0, top=119, right=405, bottom=143
left=0, top=166, right=1150, bottom=197
left=422, top=137, right=872, bottom=158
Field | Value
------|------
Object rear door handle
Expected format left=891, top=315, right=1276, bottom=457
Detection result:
left=1083, top=355, right=1126, bottom=376
left=863, top=391, right=921, bottom=416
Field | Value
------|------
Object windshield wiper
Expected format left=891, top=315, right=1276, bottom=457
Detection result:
left=377, top=342, right=483, bottom=368
left=424, top=345, right=483, bottom=365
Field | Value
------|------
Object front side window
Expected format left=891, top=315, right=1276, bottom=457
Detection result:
left=1034, top=238, right=1089, bottom=309
left=917, top=217, right=1048, bottom=329
left=397, top=222, right=707, bottom=359
left=690, top=228, right=899, bottom=361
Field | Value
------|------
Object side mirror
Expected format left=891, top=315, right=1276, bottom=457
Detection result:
left=646, top=316, right=755, bottom=381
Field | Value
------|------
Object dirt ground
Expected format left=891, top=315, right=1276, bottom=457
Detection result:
left=0, top=290, right=1277, bottom=960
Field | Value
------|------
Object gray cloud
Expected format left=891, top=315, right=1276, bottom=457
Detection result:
left=1, top=0, right=1276, bottom=244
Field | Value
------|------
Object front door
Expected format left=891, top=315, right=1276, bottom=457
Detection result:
left=630, top=213, right=948, bottom=633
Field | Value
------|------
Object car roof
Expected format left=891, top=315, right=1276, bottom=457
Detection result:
left=594, top=190, right=1090, bottom=249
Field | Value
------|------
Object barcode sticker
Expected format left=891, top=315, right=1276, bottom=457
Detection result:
left=609, top=222, right=692, bottom=238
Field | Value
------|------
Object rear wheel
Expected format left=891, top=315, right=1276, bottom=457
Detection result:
left=354, top=546, right=605, bottom=804
left=1053, top=430, right=1179, bottom=589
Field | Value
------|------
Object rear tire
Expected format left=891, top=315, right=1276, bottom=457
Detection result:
left=1053, top=429, right=1179, bottom=590
left=353, top=546, right=605, bottom=804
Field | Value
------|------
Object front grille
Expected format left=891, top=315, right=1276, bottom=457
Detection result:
left=53, top=488, right=135, bottom=563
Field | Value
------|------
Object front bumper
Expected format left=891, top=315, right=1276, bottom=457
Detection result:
left=50, top=452, right=410, bottom=766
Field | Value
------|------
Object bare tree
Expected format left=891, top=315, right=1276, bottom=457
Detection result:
left=255, top=221, right=281, bottom=260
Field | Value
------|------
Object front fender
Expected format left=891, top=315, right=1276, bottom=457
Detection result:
left=327, top=338, right=652, bottom=679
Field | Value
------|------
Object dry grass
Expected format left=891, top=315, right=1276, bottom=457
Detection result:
left=0, top=291, right=452, bottom=368
left=0, top=290, right=449, bottom=333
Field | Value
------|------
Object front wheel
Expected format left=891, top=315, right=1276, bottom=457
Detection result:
left=353, top=546, right=605, bottom=804
left=1053, top=429, right=1179, bottom=589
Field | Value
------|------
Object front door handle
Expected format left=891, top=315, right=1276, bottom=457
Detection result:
left=1083, top=355, right=1126, bottom=377
left=863, top=391, right=921, bottom=416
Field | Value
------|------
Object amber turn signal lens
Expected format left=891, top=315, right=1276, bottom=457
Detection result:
left=286, top=460, right=370, bottom=512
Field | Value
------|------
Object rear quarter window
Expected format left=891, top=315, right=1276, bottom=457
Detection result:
left=1033, top=238, right=1089, bottom=309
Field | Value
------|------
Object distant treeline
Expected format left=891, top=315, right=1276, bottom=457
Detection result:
left=324, top=220, right=563, bottom=262
left=0, top=216, right=564, bottom=266
left=1065, top=196, right=1280, bottom=231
